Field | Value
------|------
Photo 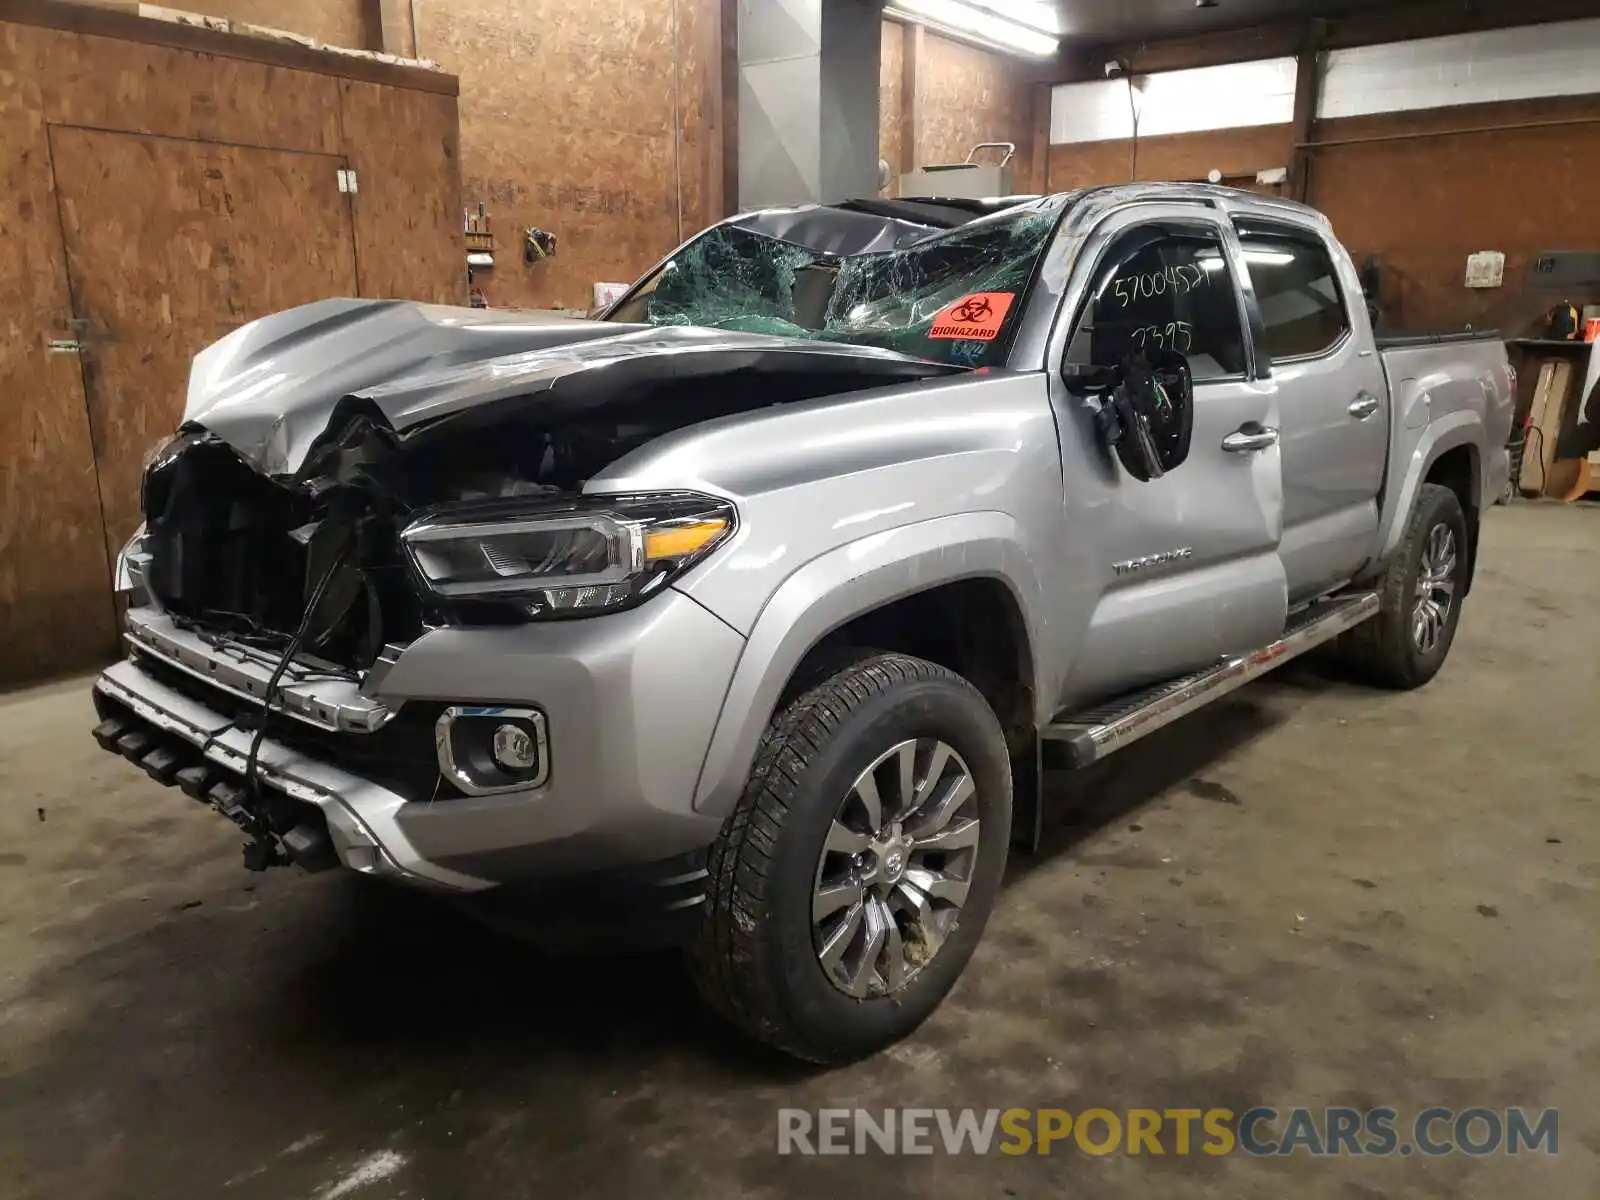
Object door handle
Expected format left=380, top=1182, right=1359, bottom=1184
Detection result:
left=1348, top=392, right=1380, bottom=420
left=1221, top=424, right=1279, bottom=453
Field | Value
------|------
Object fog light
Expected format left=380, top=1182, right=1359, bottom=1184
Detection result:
left=435, top=706, right=550, bottom=795
left=492, top=723, right=538, bottom=771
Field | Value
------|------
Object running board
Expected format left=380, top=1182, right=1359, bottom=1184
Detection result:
left=1040, top=592, right=1380, bottom=769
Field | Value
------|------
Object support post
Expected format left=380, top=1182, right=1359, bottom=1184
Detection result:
left=899, top=23, right=923, bottom=175
left=1287, top=19, right=1326, bottom=202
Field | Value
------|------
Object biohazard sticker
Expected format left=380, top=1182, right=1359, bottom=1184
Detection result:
left=929, top=292, right=1015, bottom=340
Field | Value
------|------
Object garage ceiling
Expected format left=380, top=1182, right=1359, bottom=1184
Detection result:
left=1028, top=0, right=1410, bottom=44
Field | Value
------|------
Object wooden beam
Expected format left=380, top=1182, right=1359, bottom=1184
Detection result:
left=899, top=23, right=924, bottom=174
left=1286, top=20, right=1325, bottom=202
left=1064, top=0, right=1596, bottom=82
left=1049, top=43, right=1098, bottom=84
left=718, top=0, right=738, bottom=216
left=697, top=0, right=737, bottom=222
left=1326, top=0, right=1598, bottom=48
left=1029, top=81, right=1052, bottom=193
left=1114, top=24, right=1301, bottom=75
left=697, top=0, right=720, bottom=226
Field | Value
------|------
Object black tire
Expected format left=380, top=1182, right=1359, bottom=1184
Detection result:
left=690, top=652, right=1012, bottom=1064
left=1339, top=483, right=1470, bottom=689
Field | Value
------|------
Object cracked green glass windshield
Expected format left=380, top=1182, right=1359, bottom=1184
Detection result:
left=603, top=199, right=1066, bottom=368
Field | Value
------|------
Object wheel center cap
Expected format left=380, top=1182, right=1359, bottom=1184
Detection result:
left=882, top=845, right=907, bottom=882
left=868, top=828, right=912, bottom=888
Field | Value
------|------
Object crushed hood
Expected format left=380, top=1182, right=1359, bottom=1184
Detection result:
left=184, top=299, right=960, bottom=475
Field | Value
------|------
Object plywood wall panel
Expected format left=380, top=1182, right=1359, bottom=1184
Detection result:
left=1047, top=124, right=1293, bottom=191
left=51, top=128, right=361, bottom=559
left=1308, top=97, right=1600, bottom=333
left=1046, top=139, right=1134, bottom=191
left=919, top=34, right=1033, bottom=179
left=14, top=22, right=343, bottom=153
left=458, top=112, right=681, bottom=308
left=340, top=79, right=465, bottom=303
left=168, top=0, right=369, bottom=49
left=0, top=24, right=119, bottom=679
left=0, top=10, right=463, bottom=684
left=419, top=0, right=698, bottom=309
left=1134, top=124, right=1293, bottom=182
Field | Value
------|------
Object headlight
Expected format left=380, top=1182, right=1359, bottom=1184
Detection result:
left=400, top=491, right=735, bottom=617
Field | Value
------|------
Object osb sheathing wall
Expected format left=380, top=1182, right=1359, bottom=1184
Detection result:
left=1306, top=95, right=1600, bottom=334
left=160, top=0, right=369, bottom=49
left=0, top=10, right=463, bottom=685
left=1046, top=125, right=1295, bottom=193
left=920, top=32, right=1036, bottom=190
left=877, top=22, right=1039, bottom=195
left=416, top=0, right=713, bottom=310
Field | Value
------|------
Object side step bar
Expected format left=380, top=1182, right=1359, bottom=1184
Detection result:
left=1040, top=591, right=1380, bottom=769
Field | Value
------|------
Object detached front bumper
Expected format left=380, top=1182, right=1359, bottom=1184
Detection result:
left=92, top=592, right=742, bottom=896
left=94, top=660, right=485, bottom=890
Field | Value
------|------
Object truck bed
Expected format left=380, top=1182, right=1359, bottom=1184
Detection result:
left=1375, top=330, right=1516, bottom=520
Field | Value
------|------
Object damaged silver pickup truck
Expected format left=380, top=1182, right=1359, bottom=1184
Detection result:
left=93, top=185, right=1513, bottom=1062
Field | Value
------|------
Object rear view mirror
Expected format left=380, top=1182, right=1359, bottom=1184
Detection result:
left=1093, top=351, right=1194, bottom=482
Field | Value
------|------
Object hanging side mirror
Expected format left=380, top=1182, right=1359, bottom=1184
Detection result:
left=1091, top=351, right=1195, bottom=483
left=1061, top=360, right=1121, bottom=397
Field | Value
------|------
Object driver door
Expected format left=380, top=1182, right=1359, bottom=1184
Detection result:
left=1047, top=206, right=1288, bottom=708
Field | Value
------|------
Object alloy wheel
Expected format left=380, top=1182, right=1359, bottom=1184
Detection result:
left=1412, top=522, right=1457, bottom=654
left=811, top=739, right=982, bottom=999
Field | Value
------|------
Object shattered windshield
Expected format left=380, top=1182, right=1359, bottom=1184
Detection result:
left=603, top=198, right=1068, bottom=368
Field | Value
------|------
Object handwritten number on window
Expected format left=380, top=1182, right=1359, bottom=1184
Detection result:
left=1110, top=264, right=1207, bottom=309
left=1131, top=321, right=1194, bottom=353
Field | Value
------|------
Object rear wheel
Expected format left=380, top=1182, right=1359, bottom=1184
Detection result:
left=690, top=652, right=1011, bottom=1063
left=1340, top=483, right=1469, bottom=689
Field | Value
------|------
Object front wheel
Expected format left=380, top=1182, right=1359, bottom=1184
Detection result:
left=690, top=652, right=1012, bottom=1063
left=1340, top=482, right=1470, bottom=689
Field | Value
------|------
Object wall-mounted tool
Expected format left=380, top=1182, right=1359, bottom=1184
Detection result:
left=524, top=227, right=558, bottom=266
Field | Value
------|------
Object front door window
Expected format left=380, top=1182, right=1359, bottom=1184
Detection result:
left=1066, top=222, right=1248, bottom=383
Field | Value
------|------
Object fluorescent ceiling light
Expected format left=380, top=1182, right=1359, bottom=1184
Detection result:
left=890, top=0, right=1060, bottom=57
left=961, top=0, right=1063, bottom=34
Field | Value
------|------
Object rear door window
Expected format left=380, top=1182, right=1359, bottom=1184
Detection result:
left=1233, top=223, right=1351, bottom=360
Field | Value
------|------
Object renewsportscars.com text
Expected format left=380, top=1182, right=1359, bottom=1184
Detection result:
left=777, top=1107, right=1559, bottom=1158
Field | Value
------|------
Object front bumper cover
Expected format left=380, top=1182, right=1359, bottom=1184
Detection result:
left=92, top=590, right=743, bottom=894
left=94, top=659, right=490, bottom=891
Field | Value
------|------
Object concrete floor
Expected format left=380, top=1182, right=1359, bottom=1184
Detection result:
left=1, top=502, right=1596, bottom=1199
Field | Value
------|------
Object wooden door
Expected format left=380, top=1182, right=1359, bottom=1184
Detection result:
left=49, top=127, right=359, bottom=560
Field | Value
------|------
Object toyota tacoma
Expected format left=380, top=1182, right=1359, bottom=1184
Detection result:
left=92, top=184, right=1514, bottom=1062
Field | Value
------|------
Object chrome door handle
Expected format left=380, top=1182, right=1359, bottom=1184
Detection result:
left=1348, top=392, right=1380, bottom=420
left=1221, top=425, right=1279, bottom=453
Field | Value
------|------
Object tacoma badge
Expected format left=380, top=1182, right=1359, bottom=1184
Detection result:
left=1113, top=547, right=1194, bottom=575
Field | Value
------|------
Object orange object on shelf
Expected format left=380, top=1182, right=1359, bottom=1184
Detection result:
left=1585, top=317, right=1600, bottom=343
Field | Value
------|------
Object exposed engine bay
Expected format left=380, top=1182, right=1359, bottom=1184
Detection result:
left=141, top=331, right=960, bottom=671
